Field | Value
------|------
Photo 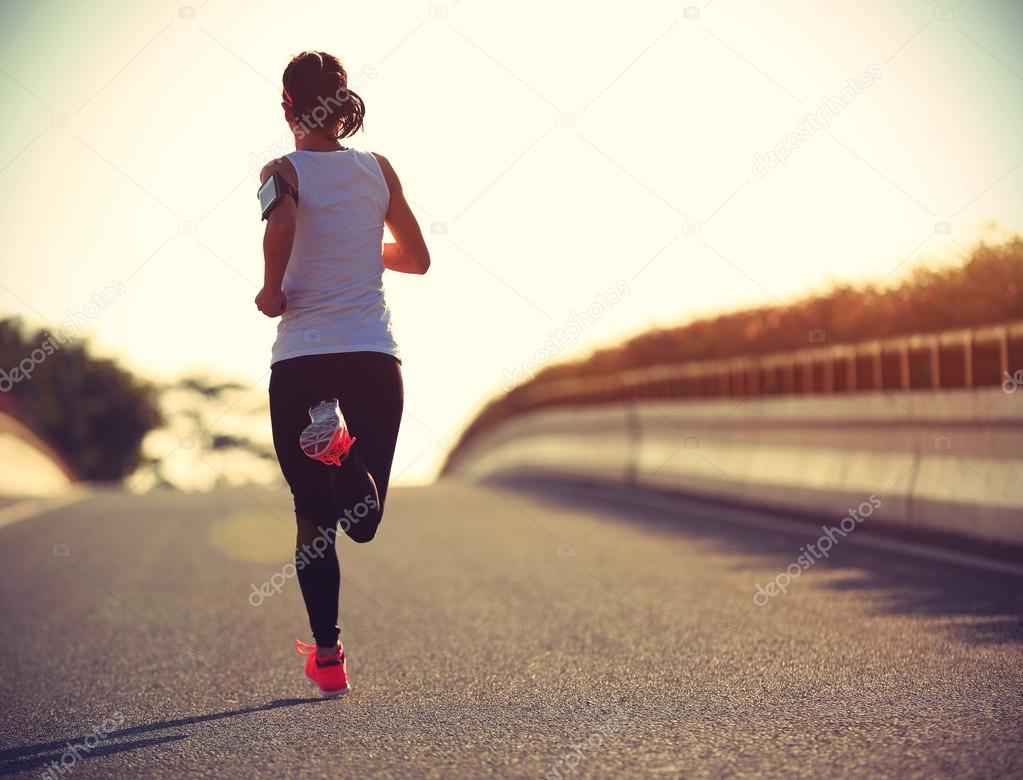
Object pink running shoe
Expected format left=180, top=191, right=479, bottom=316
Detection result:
left=299, top=399, right=355, bottom=466
left=295, top=639, right=351, bottom=698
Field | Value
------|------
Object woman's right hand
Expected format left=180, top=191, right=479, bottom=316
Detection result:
left=255, top=286, right=288, bottom=318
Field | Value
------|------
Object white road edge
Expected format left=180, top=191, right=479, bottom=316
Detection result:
left=0, top=489, right=92, bottom=531
left=572, top=483, right=1023, bottom=579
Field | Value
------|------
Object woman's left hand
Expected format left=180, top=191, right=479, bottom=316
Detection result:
left=255, top=287, right=288, bottom=318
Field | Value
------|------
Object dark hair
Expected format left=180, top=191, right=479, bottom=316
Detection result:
left=282, top=51, right=365, bottom=139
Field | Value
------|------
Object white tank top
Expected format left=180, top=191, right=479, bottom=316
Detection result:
left=270, top=148, right=400, bottom=366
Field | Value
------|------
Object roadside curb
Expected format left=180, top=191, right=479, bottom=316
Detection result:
left=0, top=489, right=92, bottom=531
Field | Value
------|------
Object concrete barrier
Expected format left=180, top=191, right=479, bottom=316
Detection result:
left=0, top=411, right=74, bottom=497
left=446, top=388, right=1023, bottom=547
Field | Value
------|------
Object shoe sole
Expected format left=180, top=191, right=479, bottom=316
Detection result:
left=308, top=678, right=351, bottom=698
left=299, top=424, right=354, bottom=466
left=299, top=423, right=342, bottom=459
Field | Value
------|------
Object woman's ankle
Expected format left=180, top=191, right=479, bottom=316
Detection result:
left=316, top=644, right=339, bottom=658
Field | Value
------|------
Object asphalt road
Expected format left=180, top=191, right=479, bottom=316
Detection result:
left=0, top=479, right=1021, bottom=779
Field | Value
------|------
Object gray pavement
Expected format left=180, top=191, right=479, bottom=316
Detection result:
left=0, top=479, right=1021, bottom=778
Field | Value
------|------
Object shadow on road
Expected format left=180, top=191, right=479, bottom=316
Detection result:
left=497, top=475, right=1023, bottom=646
left=0, top=697, right=325, bottom=776
left=0, top=735, right=187, bottom=777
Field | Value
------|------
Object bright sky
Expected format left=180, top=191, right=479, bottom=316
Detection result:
left=1, top=0, right=1022, bottom=484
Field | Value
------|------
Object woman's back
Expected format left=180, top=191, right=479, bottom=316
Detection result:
left=271, top=148, right=398, bottom=365
left=257, top=47, right=428, bottom=696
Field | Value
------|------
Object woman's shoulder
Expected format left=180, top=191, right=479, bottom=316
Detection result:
left=366, top=151, right=398, bottom=188
left=260, top=155, right=299, bottom=189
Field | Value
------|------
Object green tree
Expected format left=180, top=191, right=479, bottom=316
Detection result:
left=0, top=318, right=162, bottom=481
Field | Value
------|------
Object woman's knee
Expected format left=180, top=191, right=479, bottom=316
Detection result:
left=347, top=525, right=378, bottom=544
left=339, top=509, right=382, bottom=543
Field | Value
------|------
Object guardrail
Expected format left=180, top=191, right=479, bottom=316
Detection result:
left=520, top=321, right=1023, bottom=404
left=450, top=320, right=1023, bottom=462
left=446, top=387, right=1023, bottom=546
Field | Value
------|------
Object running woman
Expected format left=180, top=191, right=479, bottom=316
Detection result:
left=254, top=51, right=430, bottom=697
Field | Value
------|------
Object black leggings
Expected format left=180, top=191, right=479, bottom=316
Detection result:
left=269, top=351, right=403, bottom=647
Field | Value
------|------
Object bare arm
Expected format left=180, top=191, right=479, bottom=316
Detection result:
left=373, top=153, right=430, bottom=275
left=255, top=158, right=298, bottom=318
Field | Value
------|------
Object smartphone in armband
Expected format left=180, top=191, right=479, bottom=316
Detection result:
left=258, top=172, right=298, bottom=220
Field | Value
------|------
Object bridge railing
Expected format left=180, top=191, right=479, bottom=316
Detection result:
left=452, top=320, right=1023, bottom=459
left=446, top=321, right=1023, bottom=547
left=513, top=320, right=1023, bottom=408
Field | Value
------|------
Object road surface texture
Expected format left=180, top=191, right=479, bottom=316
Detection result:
left=1, top=479, right=1021, bottom=779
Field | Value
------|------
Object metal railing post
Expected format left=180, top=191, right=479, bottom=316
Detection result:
left=872, top=342, right=882, bottom=390
left=964, top=331, right=973, bottom=389
left=999, top=327, right=1009, bottom=377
